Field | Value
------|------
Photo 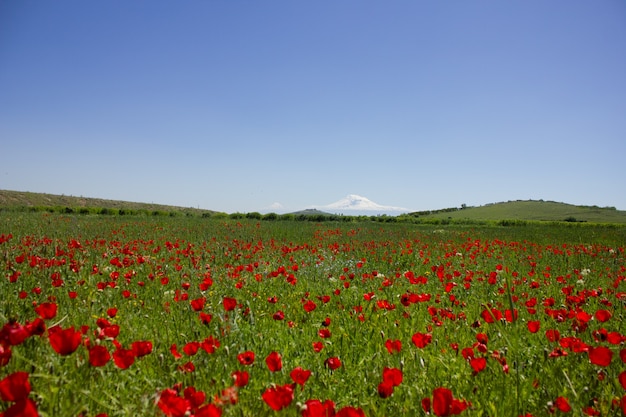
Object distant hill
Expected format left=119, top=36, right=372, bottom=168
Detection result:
left=407, top=200, right=626, bottom=224
left=288, top=209, right=335, bottom=216
left=0, top=189, right=220, bottom=216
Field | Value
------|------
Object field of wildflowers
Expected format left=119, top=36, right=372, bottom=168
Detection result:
left=1, top=213, right=625, bottom=416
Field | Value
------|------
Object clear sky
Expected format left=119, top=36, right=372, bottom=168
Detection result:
left=1, top=1, right=625, bottom=213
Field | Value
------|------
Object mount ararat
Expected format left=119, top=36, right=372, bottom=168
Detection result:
left=310, top=194, right=410, bottom=215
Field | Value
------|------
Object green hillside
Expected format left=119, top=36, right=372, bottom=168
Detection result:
left=408, top=200, right=626, bottom=224
left=0, top=189, right=219, bottom=216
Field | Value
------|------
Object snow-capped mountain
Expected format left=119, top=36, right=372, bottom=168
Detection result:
left=312, top=194, right=410, bottom=215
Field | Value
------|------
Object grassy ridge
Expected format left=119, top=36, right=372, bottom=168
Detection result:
left=409, top=200, right=626, bottom=224
left=0, top=189, right=219, bottom=217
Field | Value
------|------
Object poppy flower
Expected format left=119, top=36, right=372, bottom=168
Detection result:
left=0, top=344, right=11, bottom=366
left=618, top=371, right=626, bottom=390
left=231, top=370, right=249, bottom=387
left=223, top=297, right=237, bottom=311
left=199, top=312, right=213, bottom=325
left=113, top=347, right=135, bottom=369
left=1, top=322, right=29, bottom=346
left=594, top=309, right=612, bottom=322
left=377, top=380, right=394, bottom=398
left=290, top=367, right=311, bottom=386
left=312, top=342, right=324, bottom=353
left=554, top=396, right=571, bottom=412
left=273, top=311, right=285, bottom=320
left=200, top=336, right=220, bottom=354
left=545, top=329, right=561, bottom=343
left=195, top=403, right=222, bottom=417
left=303, top=300, right=317, bottom=313
left=183, top=386, right=206, bottom=410
left=0, top=371, right=31, bottom=402
left=34, top=302, right=57, bottom=320
left=588, top=346, right=613, bottom=367
left=527, top=321, right=540, bottom=333
left=324, top=357, right=341, bottom=370
left=265, top=351, right=282, bottom=372
left=385, top=339, right=402, bottom=354
left=382, top=367, right=403, bottom=387
left=469, top=357, right=487, bottom=374
left=335, top=406, right=366, bottom=417
left=48, top=325, right=82, bottom=356
left=183, top=342, right=200, bottom=356
left=158, top=388, right=191, bottom=417
left=1, top=398, right=39, bottom=417
left=190, top=297, right=206, bottom=312
left=318, top=329, right=331, bottom=339
left=88, top=345, right=110, bottom=367
left=261, top=383, right=294, bottom=411
left=412, top=332, right=432, bottom=349
left=131, top=340, right=153, bottom=357
left=237, top=351, right=255, bottom=366
left=302, top=399, right=335, bottom=417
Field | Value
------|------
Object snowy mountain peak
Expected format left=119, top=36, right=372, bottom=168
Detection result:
left=314, top=194, right=410, bottom=214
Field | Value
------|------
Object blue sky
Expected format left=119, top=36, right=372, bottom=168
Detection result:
left=1, top=1, right=625, bottom=213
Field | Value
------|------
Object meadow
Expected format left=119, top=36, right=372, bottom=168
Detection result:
left=1, top=212, right=625, bottom=416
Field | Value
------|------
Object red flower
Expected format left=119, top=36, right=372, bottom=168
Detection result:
left=412, top=332, right=432, bottom=348
left=588, top=346, right=613, bottom=367
left=232, top=370, right=249, bottom=387
left=469, top=357, right=487, bottom=374
left=190, top=297, right=206, bottom=312
left=312, top=342, right=324, bottom=353
left=237, top=351, right=255, bottom=366
left=303, top=300, right=317, bottom=312
left=131, top=340, right=153, bottom=357
left=594, top=309, right=612, bottom=322
left=318, top=329, right=331, bottom=338
left=554, top=396, right=571, bottom=412
left=619, top=370, right=626, bottom=390
left=34, top=302, right=57, bottom=320
left=1, top=398, right=39, bottom=417
left=324, top=357, right=341, bottom=370
left=48, top=325, right=82, bottom=355
left=88, top=345, right=110, bottom=367
left=527, top=321, right=540, bottom=333
left=112, top=347, right=135, bottom=369
left=427, top=387, right=468, bottom=416
left=545, top=329, right=561, bottom=343
left=158, top=388, right=190, bottom=417
left=199, top=312, right=212, bottom=325
left=302, top=399, right=335, bottom=417
left=195, top=403, right=222, bottom=417
left=336, top=406, right=366, bottom=417
left=290, top=366, right=312, bottom=386
left=0, top=371, right=31, bottom=402
left=378, top=380, right=394, bottom=398
left=385, top=339, right=402, bottom=354
left=262, top=383, right=294, bottom=411
left=265, top=351, right=283, bottom=372
left=273, top=311, right=285, bottom=321
left=382, top=367, right=403, bottom=387
left=223, top=297, right=237, bottom=311
left=433, top=387, right=454, bottom=416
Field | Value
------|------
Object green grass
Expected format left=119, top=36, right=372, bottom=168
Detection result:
left=409, top=200, right=626, bottom=224
left=1, top=212, right=625, bottom=416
